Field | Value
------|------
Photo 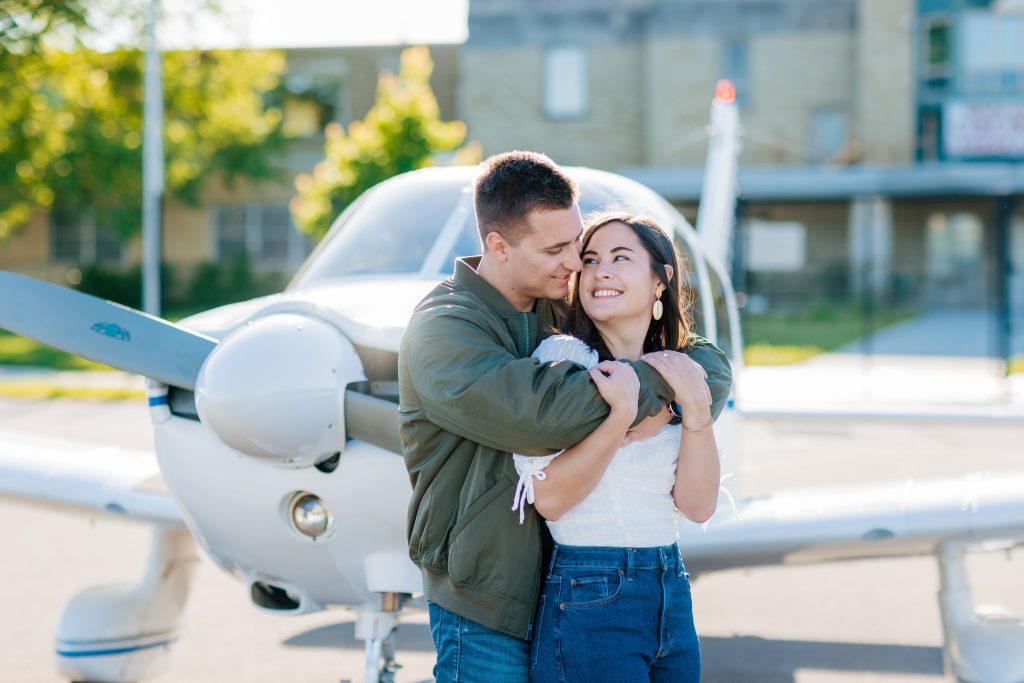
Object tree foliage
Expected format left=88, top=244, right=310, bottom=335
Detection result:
left=0, top=0, right=90, bottom=59
left=290, top=46, right=480, bottom=242
left=0, top=46, right=286, bottom=243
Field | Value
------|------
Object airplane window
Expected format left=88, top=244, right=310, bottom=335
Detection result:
left=445, top=213, right=483, bottom=264
left=577, top=183, right=621, bottom=217
left=674, top=236, right=705, bottom=339
left=705, top=262, right=735, bottom=359
left=581, top=176, right=681, bottom=230
left=289, top=174, right=464, bottom=287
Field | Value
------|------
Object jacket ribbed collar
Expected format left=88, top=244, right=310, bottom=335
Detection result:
left=452, top=256, right=530, bottom=319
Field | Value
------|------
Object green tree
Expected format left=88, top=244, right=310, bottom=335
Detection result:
left=290, top=45, right=480, bottom=242
left=0, top=46, right=285, bottom=244
left=0, top=0, right=90, bottom=58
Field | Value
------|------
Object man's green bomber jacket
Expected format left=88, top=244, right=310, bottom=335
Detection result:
left=398, top=257, right=733, bottom=640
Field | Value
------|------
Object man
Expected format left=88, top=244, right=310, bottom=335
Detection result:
left=399, top=151, right=731, bottom=682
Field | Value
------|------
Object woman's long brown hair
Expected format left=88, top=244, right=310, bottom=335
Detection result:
left=564, top=211, right=694, bottom=361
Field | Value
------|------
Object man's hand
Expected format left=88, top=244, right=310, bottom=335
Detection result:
left=589, top=361, right=640, bottom=424
left=641, top=350, right=713, bottom=429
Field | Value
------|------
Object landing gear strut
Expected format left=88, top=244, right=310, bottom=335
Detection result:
left=356, top=592, right=404, bottom=683
left=938, top=541, right=1024, bottom=683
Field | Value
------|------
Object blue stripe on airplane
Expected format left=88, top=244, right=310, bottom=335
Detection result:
left=148, top=395, right=169, bottom=407
left=57, top=638, right=174, bottom=658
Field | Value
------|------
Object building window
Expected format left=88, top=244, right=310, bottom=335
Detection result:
left=961, top=10, right=1024, bottom=94
left=280, top=73, right=344, bottom=138
left=923, top=211, right=985, bottom=306
left=810, top=108, right=849, bottom=163
left=923, top=19, right=952, bottom=79
left=215, top=204, right=312, bottom=271
left=50, top=207, right=124, bottom=264
left=543, top=46, right=588, bottom=120
left=720, top=38, right=749, bottom=106
left=919, top=108, right=941, bottom=161
left=216, top=206, right=248, bottom=261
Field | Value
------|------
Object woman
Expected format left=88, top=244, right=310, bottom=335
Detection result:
left=512, top=211, right=723, bottom=683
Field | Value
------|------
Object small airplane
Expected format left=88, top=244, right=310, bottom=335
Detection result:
left=1, top=85, right=1023, bottom=683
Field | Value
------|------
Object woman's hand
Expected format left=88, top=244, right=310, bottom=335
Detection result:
left=641, top=350, right=713, bottom=429
left=589, top=361, right=639, bottom=424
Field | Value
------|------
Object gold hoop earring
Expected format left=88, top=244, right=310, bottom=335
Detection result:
left=652, top=292, right=664, bottom=321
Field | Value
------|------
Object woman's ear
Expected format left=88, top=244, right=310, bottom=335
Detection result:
left=663, top=263, right=674, bottom=284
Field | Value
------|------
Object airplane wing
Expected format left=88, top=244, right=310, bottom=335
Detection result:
left=682, top=470, right=1024, bottom=572
left=0, top=429, right=183, bottom=526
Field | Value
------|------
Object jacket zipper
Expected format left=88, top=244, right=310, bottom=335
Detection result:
left=520, top=312, right=529, bottom=356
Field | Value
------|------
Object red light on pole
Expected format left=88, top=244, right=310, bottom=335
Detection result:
left=715, top=79, right=736, bottom=104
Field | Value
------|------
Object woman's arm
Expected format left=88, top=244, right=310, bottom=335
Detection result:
left=672, top=419, right=720, bottom=524
left=531, top=361, right=638, bottom=522
left=642, top=352, right=720, bottom=523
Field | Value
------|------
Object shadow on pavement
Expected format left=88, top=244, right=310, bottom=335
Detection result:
left=701, top=635, right=945, bottom=681
left=283, top=620, right=435, bottom=652
left=284, top=624, right=946, bottom=680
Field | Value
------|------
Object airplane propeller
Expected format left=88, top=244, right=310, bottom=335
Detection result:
left=0, top=270, right=400, bottom=456
left=0, top=270, right=216, bottom=390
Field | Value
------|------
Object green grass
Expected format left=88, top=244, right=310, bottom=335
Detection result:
left=0, top=329, right=115, bottom=371
left=744, top=343, right=825, bottom=366
left=0, top=381, right=145, bottom=401
left=0, top=306, right=203, bottom=372
left=742, top=305, right=917, bottom=366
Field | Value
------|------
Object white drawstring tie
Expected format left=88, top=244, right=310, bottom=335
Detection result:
left=512, top=468, right=548, bottom=524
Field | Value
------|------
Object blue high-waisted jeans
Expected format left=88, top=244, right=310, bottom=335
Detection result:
left=530, top=544, right=700, bottom=683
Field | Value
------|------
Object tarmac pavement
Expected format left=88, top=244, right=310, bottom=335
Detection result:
left=1, top=342, right=1023, bottom=682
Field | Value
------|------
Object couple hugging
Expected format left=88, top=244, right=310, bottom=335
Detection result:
left=398, top=151, right=732, bottom=683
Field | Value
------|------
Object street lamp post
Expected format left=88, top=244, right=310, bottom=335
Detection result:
left=142, top=0, right=163, bottom=316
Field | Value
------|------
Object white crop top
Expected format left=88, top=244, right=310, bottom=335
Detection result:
left=512, top=335, right=683, bottom=547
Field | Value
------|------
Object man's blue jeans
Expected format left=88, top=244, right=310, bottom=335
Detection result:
left=530, top=544, right=701, bottom=683
left=427, top=600, right=530, bottom=683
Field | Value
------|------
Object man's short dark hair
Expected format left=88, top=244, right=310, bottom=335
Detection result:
left=473, top=151, right=578, bottom=246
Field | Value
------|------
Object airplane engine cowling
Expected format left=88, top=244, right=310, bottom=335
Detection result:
left=195, top=312, right=365, bottom=467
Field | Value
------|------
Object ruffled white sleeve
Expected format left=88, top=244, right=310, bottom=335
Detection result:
left=511, top=335, right=599, bottom=523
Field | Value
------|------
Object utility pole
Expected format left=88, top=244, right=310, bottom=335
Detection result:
left=142, top=0, right=163, bottom=316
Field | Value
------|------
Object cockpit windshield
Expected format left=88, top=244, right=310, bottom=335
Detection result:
left=289, top=173, right=467, bottom=287
left=289, top=166, right=698, bottom=290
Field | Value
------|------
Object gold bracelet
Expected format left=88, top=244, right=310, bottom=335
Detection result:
left=682, top=418, right=714, bottom=433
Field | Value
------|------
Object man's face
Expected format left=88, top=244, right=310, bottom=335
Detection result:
left=503, top=205, right=585, bottom=304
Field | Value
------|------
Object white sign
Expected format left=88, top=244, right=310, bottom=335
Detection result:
left=944, top=100, right=1024, bottom=158
left=744, top=219, right=806, bottom=272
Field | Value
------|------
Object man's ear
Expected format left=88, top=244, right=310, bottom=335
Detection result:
left=485, top=231, right=510, bottom=262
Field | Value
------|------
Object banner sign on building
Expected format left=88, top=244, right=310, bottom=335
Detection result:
left=944, top=100, right=1024, bottom=159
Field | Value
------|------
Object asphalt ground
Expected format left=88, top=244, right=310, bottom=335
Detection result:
left=1, top=397, right=1022, bottom=683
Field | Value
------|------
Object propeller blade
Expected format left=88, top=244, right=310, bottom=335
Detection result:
left=0, top=270, right=216, bottom=390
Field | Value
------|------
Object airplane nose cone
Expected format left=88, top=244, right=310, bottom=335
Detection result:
left=195, top=313, right=366, bottom=467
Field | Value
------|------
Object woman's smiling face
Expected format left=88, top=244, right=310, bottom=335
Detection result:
left=578, top=221, right=664, bottom=325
